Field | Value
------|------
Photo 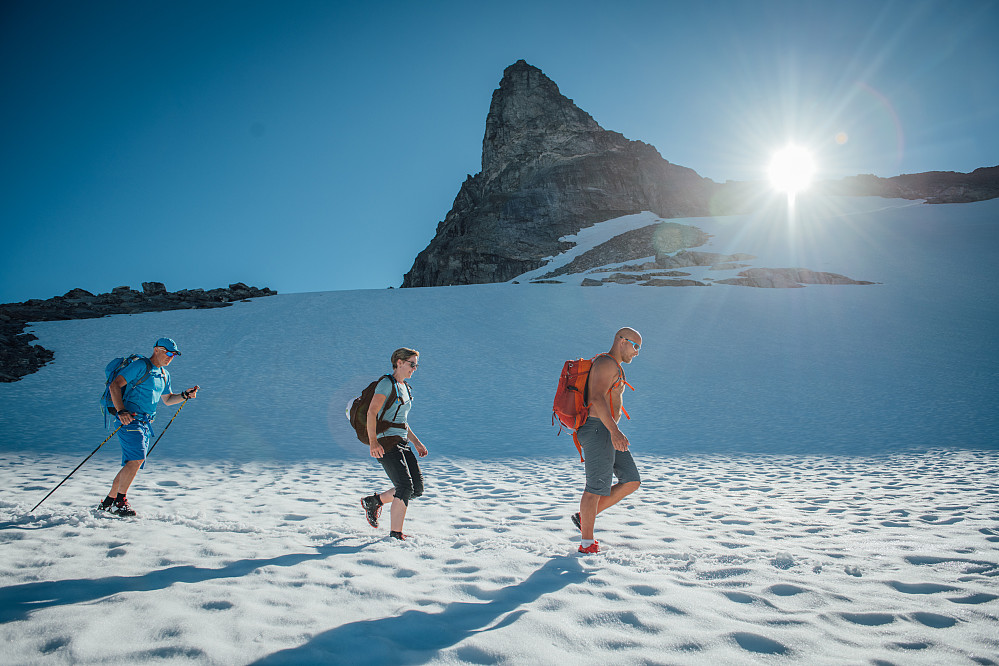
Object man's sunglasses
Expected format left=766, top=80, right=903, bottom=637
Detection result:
left=164, top=350, right=180, bottom=358
left=621, top=337, right=641, bottom=352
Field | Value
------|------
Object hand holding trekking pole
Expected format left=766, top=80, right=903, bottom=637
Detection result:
left=31, top=389, right=198, bottom=513
left=177, top=385, right=199, bottom=402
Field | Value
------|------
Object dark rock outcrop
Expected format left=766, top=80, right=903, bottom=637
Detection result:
left=655, top=250, right=757, bottom=269
left=538, top=221, right=713, bottom=280
left=402, top=60, right=716, bottom=287
left=716, top=268, right=876, bottom=288
left=0, top=283, right=276, bottom=382
left=640, top=278, right=709, bottom=287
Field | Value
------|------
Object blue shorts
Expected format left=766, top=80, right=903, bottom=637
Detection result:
left=117, top=419, right=153, bottom=467
left=578, top=417, right=641, bottom=496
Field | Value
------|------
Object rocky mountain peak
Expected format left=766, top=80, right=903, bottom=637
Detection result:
left=481, top=60, right=602, bottom=173
left=402, top=61, right=714, bottom=288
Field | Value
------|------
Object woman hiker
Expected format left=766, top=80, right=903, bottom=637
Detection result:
left=360, top=347, right=428, bottom=540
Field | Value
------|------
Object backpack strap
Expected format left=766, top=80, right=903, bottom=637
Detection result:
left=589, top=353, right=634, bottom=408
left=127, top=358, right=155, bottom=395
left=575, top=354, right=634, bottom=460
left=374, top=375, right=410, bottom=435
left=383, top=377, right=412, bottom=425
left=108, top=357, right=155, bottom=415
left=374, top=374, right=394, bottom=421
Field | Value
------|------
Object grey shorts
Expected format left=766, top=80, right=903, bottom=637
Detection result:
left=578, top=417, right=641, bottom=496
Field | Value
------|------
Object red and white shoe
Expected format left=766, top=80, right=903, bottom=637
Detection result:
left=578, top=540, right=599, bottom=554
left=361, top=494, right=382, bottom=528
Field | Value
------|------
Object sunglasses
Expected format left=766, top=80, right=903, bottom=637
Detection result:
left=621, top=337, right=641, bottom=352
left=164, top=350, right=180, bottom=358
left=406, top=361, right=418, bottom=369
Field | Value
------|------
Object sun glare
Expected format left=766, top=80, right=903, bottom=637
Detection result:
left=768, top=145, right=816, bottom=194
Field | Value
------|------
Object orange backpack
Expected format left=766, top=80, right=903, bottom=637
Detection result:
left=552, top=353, right=633, bottom=461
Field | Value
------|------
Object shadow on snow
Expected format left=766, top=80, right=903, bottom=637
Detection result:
left=0, top=540, right=365, bottom=624
left=252, top=554, right=591, bottom=664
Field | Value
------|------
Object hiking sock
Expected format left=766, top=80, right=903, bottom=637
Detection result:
left=116, top=493, right=126, bottom=502
left=99, top=496, right=115, bottom=509
left=581, top=538, right=595, bottom=549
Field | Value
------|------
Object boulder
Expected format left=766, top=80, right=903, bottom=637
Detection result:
left=142, top=282, right=167, bottom=295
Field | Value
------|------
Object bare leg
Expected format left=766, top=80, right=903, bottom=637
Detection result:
left=109, top=460, right=144, bottom=497
left=579, top=491, right=600, bottom=541
left=378, top=489, right=410, bottom=532
left=579, top=481, right=641, bottom=540
left=389, top=498, right=408, bottom=532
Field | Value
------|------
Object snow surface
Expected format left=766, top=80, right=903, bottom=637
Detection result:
left=1, top=196, right=997, bottom=664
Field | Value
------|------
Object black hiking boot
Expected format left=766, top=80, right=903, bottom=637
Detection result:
left=112, top=496, right=137, bottom=517
left=361, top=494, right=382, bottom=528
left=389, top=530, right=408, bottom=541
left=97, top=496, right=115, bottom=512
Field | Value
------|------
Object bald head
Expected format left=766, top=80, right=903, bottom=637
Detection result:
left=615, top=327, right=642, bottom=345
left=611, top=327, right=642, bottom=363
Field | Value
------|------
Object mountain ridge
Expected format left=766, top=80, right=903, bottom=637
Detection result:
left=403, top=60, right=999, bottom=288
left=402, top=60, right=715, bottom=287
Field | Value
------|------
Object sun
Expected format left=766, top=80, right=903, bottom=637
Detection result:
left=768, top=145, right=816, bottom=194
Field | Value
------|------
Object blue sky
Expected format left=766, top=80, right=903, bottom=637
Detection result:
left=1, top=0, right=996, bottom=303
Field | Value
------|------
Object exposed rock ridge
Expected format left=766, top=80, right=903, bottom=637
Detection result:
left=821, top=166, right=999, bottom=203
left=402, top=60, right=716, bottom=287
left=0, top=282, right=276, bottom=382
left=537, top=222, right=713, bottom=280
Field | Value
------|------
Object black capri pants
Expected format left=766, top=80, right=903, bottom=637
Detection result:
left=377, top=436, right=424, bottom=505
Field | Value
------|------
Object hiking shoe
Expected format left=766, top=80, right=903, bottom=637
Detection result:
left=571, top=512, right=581, bottom=531
left=578, top=540, right=600, bottom=554
left=389, top=531, right=408, bottom=541
left=112, top=497, right=136, bottom=517
left=97, top=496, right=115, bottom=512
left=361, top=494, right=382, bottom=528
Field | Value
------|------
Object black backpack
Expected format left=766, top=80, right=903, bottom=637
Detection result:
left=347, top=375, right=412, bottom=444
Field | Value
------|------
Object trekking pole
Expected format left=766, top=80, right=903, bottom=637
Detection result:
left=145, top=398, right=188, bottom=458
left=30, top=425, right=122, bottom=513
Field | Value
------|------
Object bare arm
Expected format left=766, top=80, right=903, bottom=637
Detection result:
left=588, top=357, right=630, bottom=451
left=407, top=425, right=428, bottom=457
left=367, top=393, right=387, bottom=458
left=109, top=375, right=133, bottom=425
left=162, top=385, right=199, bottom=406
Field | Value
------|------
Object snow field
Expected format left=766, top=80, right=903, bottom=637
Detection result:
left=2, top=448, right=997, bottom=664
left=1, top=195, right=997, bottom=664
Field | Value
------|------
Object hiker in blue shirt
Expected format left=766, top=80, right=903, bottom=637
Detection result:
left=98, top=337, right=199, bottom=516
left=361, top=347, right=429, bottom=540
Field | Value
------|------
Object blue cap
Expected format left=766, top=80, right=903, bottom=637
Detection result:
left=155, top=337, right=181, bottom=354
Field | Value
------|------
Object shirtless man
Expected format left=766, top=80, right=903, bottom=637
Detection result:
left=573, top=327, right=642, bottom=554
